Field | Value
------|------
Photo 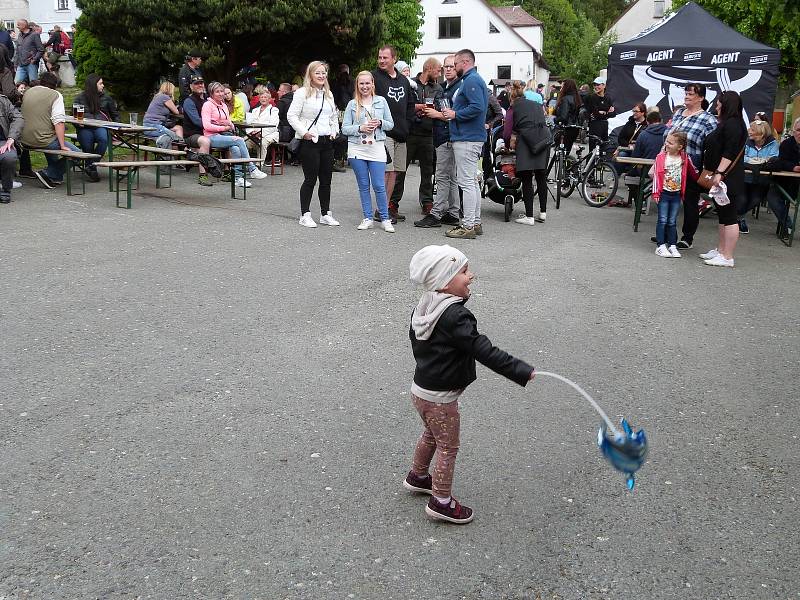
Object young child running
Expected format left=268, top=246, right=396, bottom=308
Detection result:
left=404, top=245, right=536, bottom=524
left=651, top=131, right=698, bottom=258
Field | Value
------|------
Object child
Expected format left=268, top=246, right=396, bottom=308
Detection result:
left=404, top=245, right=536, bottom=524
left=651, top=131, right=698, bottom=258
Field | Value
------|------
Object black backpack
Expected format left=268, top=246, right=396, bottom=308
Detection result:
left=186, top=149, right=224, bottom=179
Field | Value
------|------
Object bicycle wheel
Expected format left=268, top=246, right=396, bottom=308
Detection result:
left=580, top=160, right=618, bottom=208
left=504, top=194, right=514, bottom=222
left=560, top=157, right=577, bottom=198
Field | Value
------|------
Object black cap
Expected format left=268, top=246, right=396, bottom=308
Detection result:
left=190, top=75, right=204, bottom=84
left=186, top=49, right=204, bottom=59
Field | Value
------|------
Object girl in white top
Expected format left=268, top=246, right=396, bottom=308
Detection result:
left=341, top=71, right=395, bottom=232
left=287, top=60, right=341, bottom=228
left=246, top=88, right=280, bottom=157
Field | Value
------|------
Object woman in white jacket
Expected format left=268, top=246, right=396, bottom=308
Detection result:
left=246, top=88, right=280, bottom=157
left=287, top=61, right=341, bottom=228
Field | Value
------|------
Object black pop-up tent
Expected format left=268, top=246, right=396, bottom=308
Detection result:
left=606, top=2, right=780, bottom=130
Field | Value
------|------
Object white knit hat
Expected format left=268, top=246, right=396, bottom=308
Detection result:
left=409, top=245, right=468, bottom=292
left=396, top=60, right=410, bottom=73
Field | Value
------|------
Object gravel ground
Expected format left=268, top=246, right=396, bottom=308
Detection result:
left=1, top=164, right=798, bottom=599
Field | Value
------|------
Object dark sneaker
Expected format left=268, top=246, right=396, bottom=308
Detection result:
left=402, top=471, right=433, bottom=495
left=389, top=201, right=406, bottom=221
left=0, top=192, right=10, bottom=204
left=332, top=162, right=346, bottom=173
left=198, top=174, right=213, bottom=187
left=651, top=236, right=658, bottom=243
left=425, top=496, right=474, bottom=524
left=35, top=170, right=55, bottom=189
left=85, top=168, right=100, bottom=183
left=473, top=223, right=483, bottom=236
left=445, top=225, right=477, bottom=239
left=440, top=213, right=460, bottom=226
left=17, top=170, right=37, bottom=179
left=738, top=219, right=749, bottom=234
left=414, top=214, right=442, bottom=228
left=676, top=240, right=692, bottom=249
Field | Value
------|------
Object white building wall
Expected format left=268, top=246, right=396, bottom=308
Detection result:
left=28, top=0, right=80, bottom=32
left=1, top=0, right=29, bottom=31
left=413, top=0, right=541, bottom=86
left=607, top=0, right=672, bottom=43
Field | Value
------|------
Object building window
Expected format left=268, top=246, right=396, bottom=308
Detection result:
left=4, top=21, right=15, bottom=31
left=489, top=21, right=500, bottom=33
left=57, top=0, right=70, bottom=9
left=497, top=65, right=511, bottom=80
left=653, top=0, right=665, bottom=17
left=438, top=16, right=461, bottom=39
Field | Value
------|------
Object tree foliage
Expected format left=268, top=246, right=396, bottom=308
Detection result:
left=673, top=0, right=799, bottom=79
left=76, top=0, right=386, bottom=93
left=571, top=0, right=629, bottom=33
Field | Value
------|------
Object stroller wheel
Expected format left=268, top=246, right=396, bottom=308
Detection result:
left=504, top=195, right=514, bottom=222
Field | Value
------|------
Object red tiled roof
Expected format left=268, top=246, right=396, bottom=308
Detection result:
left=492, top=6, right=542, bottom=27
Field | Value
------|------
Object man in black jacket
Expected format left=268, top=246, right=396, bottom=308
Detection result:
left=178, top=50, right=204, bottom=107
left=390, top=57, right=442, bottom=215
left=767, top=117, right=800, bottom=238
left=372, top=45, right=415, bottom=221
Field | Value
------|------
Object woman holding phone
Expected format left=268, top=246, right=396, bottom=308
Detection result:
left=341, top=71, right=395, bottom=232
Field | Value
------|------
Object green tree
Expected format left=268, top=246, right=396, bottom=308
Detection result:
left=352, top=0, right=424, bottom=74
left=76, top=0, right=385, bottom=86
left=673, top=0, right=799, bottom=79
left=571, top=0, right=630, bottom=34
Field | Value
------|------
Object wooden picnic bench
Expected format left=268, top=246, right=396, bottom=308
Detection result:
left=217, top=157, right=266, bottom=200
left=26, top=147, right=102, bottom=196
left=94, top=160, right=199, bottom=209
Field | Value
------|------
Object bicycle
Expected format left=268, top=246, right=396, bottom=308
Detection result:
left=545, top=125, right=619, bottom=208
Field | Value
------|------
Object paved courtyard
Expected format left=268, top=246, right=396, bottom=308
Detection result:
left=1, top=164, right=798, bottom=599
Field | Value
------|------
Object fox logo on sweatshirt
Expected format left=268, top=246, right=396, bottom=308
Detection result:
left=387, top=85, right=406, bottom=103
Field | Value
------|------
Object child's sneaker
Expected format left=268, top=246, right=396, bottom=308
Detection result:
left=402, top=471, right=433, bottom=495
left=655, top=244, right=671, bottom=258
left=425, top=496, right=474, bottom=524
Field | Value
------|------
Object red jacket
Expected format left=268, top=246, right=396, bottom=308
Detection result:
left=650, top=150, right=698, bottom=202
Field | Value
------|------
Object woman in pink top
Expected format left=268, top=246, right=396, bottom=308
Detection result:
left=202, top=81, right=267, bottom=187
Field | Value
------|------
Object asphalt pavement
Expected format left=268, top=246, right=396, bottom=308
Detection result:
left=1, top=163, right=798, bottom=599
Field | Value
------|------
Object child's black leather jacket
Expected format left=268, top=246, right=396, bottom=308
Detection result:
left=410, top=302, right=533, bottom=392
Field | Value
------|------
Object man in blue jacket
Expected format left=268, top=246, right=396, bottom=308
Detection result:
left=441, top=49, right=487, bottom=239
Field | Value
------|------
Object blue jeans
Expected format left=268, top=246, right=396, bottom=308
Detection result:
left=209, top=134, right=254, bottom=176
left=767, top=185, right=794, bottom=230
left=349, top=156, right=388, bottom=220
left=44, top=138, right=81, bottom=182
left=15, top=64, right=38, bottom=84
left=656, top=190, right=681, bottom=245
left=143, top=121, right=181, bottom=148
left=76, top=126, right=108, bottom=166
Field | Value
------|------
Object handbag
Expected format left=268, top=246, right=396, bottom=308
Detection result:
left=288, top=99, right=325, bottom=154
left=521, top=122, right=552, bottom=155
left=698, top=145, right=745, bottom=190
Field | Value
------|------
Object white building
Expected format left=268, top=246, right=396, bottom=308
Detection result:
left=27, top=0, right=80, bottom=32
left=412, top=0, right=549, bottom=89
left=604, top=0, right=673, bottom=43
left=1, top=0, right=29, bottom=32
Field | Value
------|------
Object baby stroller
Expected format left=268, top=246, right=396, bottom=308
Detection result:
left=480, top=125, right=523, bottom=222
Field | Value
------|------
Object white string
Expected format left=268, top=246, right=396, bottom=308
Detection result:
left=536, top=371, right=621, bottom=437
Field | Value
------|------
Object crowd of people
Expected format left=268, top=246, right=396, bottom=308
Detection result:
left=1, top=31, right=798, bottom=258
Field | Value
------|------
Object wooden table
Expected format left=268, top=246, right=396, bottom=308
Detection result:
left=232, top=121, right=276, bottom=160
left=614, top=156, right=653, bottom=231
left=65, top=117, right=156, bottom=191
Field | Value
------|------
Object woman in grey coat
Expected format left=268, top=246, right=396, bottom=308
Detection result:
left=509, top=82, right=550, bottom=225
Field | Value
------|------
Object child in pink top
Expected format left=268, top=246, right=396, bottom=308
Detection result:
left=651, top=131, right=698, bottom=258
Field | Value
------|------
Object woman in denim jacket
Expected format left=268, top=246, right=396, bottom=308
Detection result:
left=341, top=71, right=395, bottom=232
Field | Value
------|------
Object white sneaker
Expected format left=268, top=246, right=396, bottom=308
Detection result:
left=668, top=245, right=682, bottom=258
left=12, top=181, right=22, bottom=189
left=319, top=212, right=340, bottom=226
left=249, top=168, right=268, bottom=179
left=704, top=254, right=734, bottom=268
left=699, top=248, right=719, bottom=260
left=535, top=211, right=546, bottom=223
left=514, top=215, right=536, bottom=226
left=299, top=212, right=317, bottom=228
left=234, top=177, right=252, bottom=188
left=357, top=218, right=374, bottom=230
left=382, top=219, right=395, bottom=233
left=655, top=244, right=672, bottom=258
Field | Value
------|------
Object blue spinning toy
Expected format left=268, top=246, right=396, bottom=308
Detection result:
left=537, top=372, right=648, bottom=490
